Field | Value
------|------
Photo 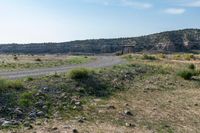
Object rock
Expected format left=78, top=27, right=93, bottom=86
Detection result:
left=124, top=103, right=129, bottom=106
left=72, top=129, right=78, bottom=133
left=24, top=122, right=33, bottom=130
left=124, top=110, right=133, bottom=116
left=35, top=90, right=44, bottom=97
left=11, top=120, right=21, bottom=125
left=195, top=103, right=198, bottom=106
left=52, top=127, right=58, bottom=131
left=1, top=121, right=13, bottom=127
left=0, top=118, right=6, bottom=125
left=42, top=105, right=48, bottom=111
left=125, top=122, right=136, bottom=128
left=29, top=112, right=37, bottom=118
left=36, top=121, right=42, bottom=125
left=107, top=105, right=116, bottom=110
left=76, top=116, right=86, bottom=123
left=78, top=119, right=84, bottom=123
left=63, top=125, right=71, bottom=129
left=54, top=111, right=59, bottom=118
left=14, top=108, right=23, bottom=116
left=60, top=93, right=66, bottom=98
left=24, top=121, right=31, bottom=127
left=36, top=111, right=45, bottom=117
left=35, top=100, right=45, bottom=107
left=75, top=101, right=81, bottom=106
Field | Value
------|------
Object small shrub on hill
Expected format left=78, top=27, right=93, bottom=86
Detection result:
left=0, top=79, right=23, bottom=93
left=19, top=91, right=35, bottom=107
left=35, top=58, right=42, bottom=62
left=188, top=64, right=196, bottom=70
left=184, top=54, right=195, bottom=61
left=177, top=69, right=198, bottom=80
left=142, top=54, right=156, bottom=60
left=69, top=68, right=93, bottom=80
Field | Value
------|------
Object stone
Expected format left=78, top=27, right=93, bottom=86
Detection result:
left=124, top=110, right=133, bottom=116
left=124, top=103, right=129, bottom=106
left=1, top=121, right=13, bottom=127
left=63, top=125, right=71, bottom=129
left=14, top=108, right=23, bottom=116
left=0, top=118, right=6, bottom=125
left=72, top=129, right=78, bottom=133
left=42, top=105, right=48, bottom=111
left=29, top=112, right=37, bottom=118
left=24, top=121, right=31, bottom=127
left=75, top=101, right=81, bottom=106
left=11, top=120, right=21, bottom=125
left=52, top=127, right=58, bottom=131
left=36, top=121, right=42, bottom=125
left=107, top=105, right=116, bottom=110
left=36, top=111, right=45, bottom=117
left=35, top=100, right=45, bottom=107
left=125, top=122, right=136, bottom=128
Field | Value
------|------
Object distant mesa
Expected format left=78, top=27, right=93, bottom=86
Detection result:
left=0, top=28, right=200, bottom=54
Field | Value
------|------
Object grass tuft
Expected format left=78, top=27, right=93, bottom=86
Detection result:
left=142, top=54, right=156, bottom=60
left=68, top=68, right=93, bottom=80
left=188, top=64, right=196, bottom=70
left=0, top=79, right=24, bottom=93
left=177, top=69, right=198, bottom=80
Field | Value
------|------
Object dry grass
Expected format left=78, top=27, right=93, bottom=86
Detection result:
left=2, top=54, right=200, bottom=133
left=0, top=54, right=95, bottom=71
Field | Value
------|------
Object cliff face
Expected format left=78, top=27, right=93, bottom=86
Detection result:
left=0, top=29, right=200, bottom=54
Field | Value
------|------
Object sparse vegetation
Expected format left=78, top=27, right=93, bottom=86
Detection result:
left=142, top=54, right=157, bottom=60
left=0, top=55, right=95, bottom=71
left=35, top=58, right=42, bottom=62
left=0, top=79, right=23, bottom=93
left=18, top=91, right=35, bottom=107
left=2, top=54, right=200, bottom=133
left=177, top=70, right=195, bottom=80
left=188, top=63, right=196, bottom=70
left=69, top=68, right=93, bottom=80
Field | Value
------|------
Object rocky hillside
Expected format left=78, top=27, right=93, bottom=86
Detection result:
left=0, top=29, right=200, bottom=54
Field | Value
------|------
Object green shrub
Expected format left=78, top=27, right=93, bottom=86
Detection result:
left=0, top=79, right=23, bottom=93
left=177, top=70, right=198, bottom=80
left=19, top=91, right=35, bottom=107
left=69, top=68, right=93, bottom=80
left=26, top=77, right=34, bottom=81
left=158, top=53, right=166, bottom=59
left=13, top=56, right=18, bottom=60
left=142, top=54, right=156, bottom=60
left=35, top=58, right=42, bottom=62
left=188, top=64, right=196, bottom=70
left=184, top=54, right=195, bottom=61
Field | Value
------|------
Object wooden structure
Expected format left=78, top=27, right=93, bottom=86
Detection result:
left=122, top=45, right=135, bottom=54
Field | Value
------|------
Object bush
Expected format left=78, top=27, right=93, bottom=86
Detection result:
left=184, top=54, right=195, bottom=61
left=158, top=53, right=166, bottom=59
left=69, top=68, right=93, bottom=80
left=26, top=77, right=34, bottom=81
left=142, top=54, right=156, bottom=60
left=35, top=58, right=42, bottom=62
left=0, top=79, right=24, bottom=93
left=19, top=91, right=35, bottom=107
left=13, top=56, right=18, bottom=60
left=177, top=70, right=198, bottom=80
left=188, top=64, right=196, bottom=70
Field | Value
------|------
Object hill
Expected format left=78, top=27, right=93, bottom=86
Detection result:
left=0, top=29, right=200, bottom=54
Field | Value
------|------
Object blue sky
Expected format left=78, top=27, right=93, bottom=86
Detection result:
left=0, top=0, right=200, bottom=43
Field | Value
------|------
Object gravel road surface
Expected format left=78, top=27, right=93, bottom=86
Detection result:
left=0, top=56, right=124, bottom=79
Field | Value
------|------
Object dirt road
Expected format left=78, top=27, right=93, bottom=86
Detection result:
left=0, top=56, right=124, bottom=79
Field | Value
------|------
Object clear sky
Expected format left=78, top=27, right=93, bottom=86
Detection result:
left=0, top=0, right=200, bottom=43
